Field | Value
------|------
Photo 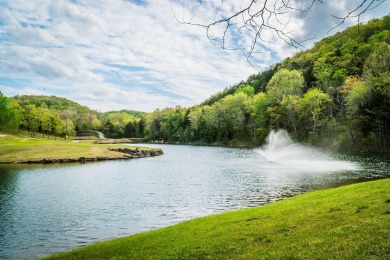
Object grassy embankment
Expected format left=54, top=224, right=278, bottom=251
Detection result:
left=0, top=132, right=153, bottom=163
left=47, top=179, right=390, bottom=259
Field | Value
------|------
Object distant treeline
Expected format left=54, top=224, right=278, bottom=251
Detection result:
left=1, top=15, right=389, bottom=151
left=0, top=94, right=144, bottom=139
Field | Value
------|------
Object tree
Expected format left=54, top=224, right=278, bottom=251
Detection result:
left=222, top=93, right=248, bottom=140
left=266, top=69, right=305, bottom=101
left=299, top=88, right=332, bottom=139
left=265, top=69, right=305, bottom=138
left=124, top=121, right=138, bottom=138
left=91, top=116, right=102, bottom=131
left=334, top=76, right=366, bottom=145
left=38, top=107, right=52, bottom=138
left=49, top=115, right=62, bottom=138
left=363, top=42, right=390, bottom=78
left=63, top=119, right=76, bottom=137
left=202, top=104, right=220, bottom=142
left=174, top=0, right=387, bottom=64
left=24, top=104, right=40, bottom=137
left=188, top=106, right=203, bottom=141
left=358, top=45, right=390, bottom=149
left=280, top=94, right=301, bottom=139
left=235, top=85, right=255, bottom=97
left=188, top=106, right=203, bottom=131
left=314, top=63, right=334, bottom=90
left=343, top=77, right=370, bottom=115
left=251, top=92, right=270, bottom=142
left=138, top=118, right=145, bottom=137
left=0, top=92, right=20, bottom=132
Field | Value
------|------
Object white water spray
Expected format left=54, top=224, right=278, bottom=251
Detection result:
left=257, top=130, right=358, bottom=172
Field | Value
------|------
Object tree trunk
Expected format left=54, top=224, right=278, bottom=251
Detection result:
left=342, top=108, right=356, bottom=144
left=333, top=92, right=355, bottom=144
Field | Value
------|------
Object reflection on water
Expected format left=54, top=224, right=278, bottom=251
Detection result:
left=0, top=145, right=389, bottom=259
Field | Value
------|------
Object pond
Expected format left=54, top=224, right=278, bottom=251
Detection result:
left=0, top=144, right=389, bottom=259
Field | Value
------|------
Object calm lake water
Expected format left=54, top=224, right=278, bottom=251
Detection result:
left=0, top=144, right=389, bottom=259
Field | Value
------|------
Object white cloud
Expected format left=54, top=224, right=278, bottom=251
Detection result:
left=1, top=0, right=389, bottom=112
left=0, top=84, right=53, bottom=97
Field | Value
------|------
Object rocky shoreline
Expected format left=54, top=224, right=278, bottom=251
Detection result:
left=0, top=147, right=164, bottom=164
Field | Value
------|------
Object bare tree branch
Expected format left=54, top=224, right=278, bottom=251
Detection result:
left=328, top=0, right=387, bottom=33
left=172, top=0, right=387, bottom=70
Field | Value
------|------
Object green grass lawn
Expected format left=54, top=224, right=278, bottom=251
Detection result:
left=46, top=178, right=390, bottom=259
left=0, top=133, right=152, bottom=163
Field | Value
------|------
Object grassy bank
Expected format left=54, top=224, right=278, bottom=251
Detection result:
left=0, top=133, right=155, bottom=163
left=47, top=179, right=390, bottom=259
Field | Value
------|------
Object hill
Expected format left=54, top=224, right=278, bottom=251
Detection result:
left=139, top=15, right=390, bottom=151
left=202, top=15, right=390, bottom=105
left=13, top=95, right=89, bottom=112
left=0, top=94, right=145, bottom=139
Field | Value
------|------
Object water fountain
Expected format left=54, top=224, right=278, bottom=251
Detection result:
left=257, top=129, right=358, bottom=172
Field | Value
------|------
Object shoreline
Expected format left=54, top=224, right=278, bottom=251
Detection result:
left=0, top=133, right=164, bottom=165
left=46, top=179, right=390, bottom=259
left=150, top=139, right=390, bottom=153
left=0, top=147, right=164, bottom=165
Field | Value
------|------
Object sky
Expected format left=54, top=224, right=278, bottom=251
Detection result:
left=0, top=0, right=389, bottom=112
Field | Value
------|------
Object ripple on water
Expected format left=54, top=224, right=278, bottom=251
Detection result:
left=0, top=144, right=389, bottom=259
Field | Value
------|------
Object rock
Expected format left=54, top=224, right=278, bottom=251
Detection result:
left=0, top=147, right=163, bottom=165
left=42, top=158, right=56, bottom=164
left=153, top=149, right=164, bottom=156
left=143, top=150, right=151, bottom=157
left=79, top=157, right=96, bottom=163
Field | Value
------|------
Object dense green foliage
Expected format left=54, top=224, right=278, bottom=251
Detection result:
left=0, top=92, right=20, bottom=131
left=1, top=15, right=389, bottom=150
left=11, top=95, right=96, bottom=138
left=47, top=178, right=390, bottom=259
left=99, top=110, right=144, bottom=138
left=140, top=16, right=390, bottom=151
left=0, top=94, right=144, bottom=139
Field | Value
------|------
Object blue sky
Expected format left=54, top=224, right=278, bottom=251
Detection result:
left=0, top=0, right=389, bottom=112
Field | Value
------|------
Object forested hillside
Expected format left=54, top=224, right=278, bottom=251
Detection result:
left=0, top=94, right=144, bottom=139
left=139, top=15, right=390, bottom=151
left=1, top=15, right=389, bottom=151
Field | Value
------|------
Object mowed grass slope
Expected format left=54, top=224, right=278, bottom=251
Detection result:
left=47, top=179, right=390, bottom=259
left=0, top=133, right=147, bottom=163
